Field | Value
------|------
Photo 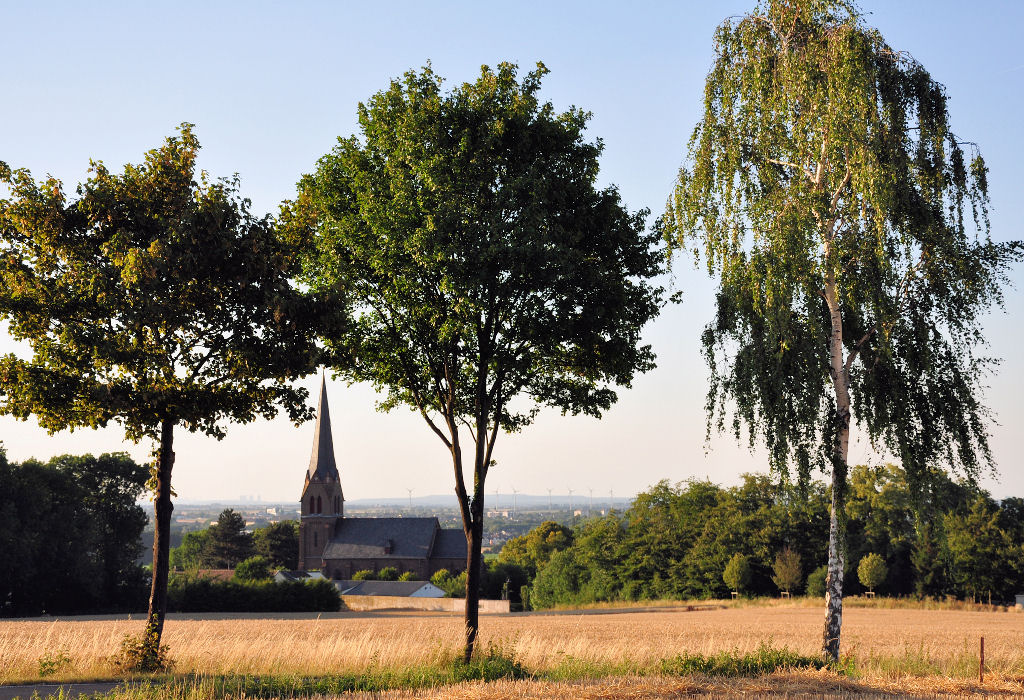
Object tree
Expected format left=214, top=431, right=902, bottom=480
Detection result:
left=723, top=553, right=752, bottom=594
left=772, top=547, right=803, bottom=594
left=205, top=509, right=254, bottom=568
left=292, top=62, right=664, bottom=660
left=806, top=565, right=828, bottom=597
left=253, top=520, right=299, bottom=570
left=170, top=530, right=211, bottom=572
left=0, top=126, right=318, bottom=663
left=945, top=496, right=1015, bottom=602
left=665, top=0, right=1022, bottom=660
left=498, top=521, right=573, bottom=577
left=857, top=553, right=887, bottom=594
left=234, top=555, right=272, bottom=582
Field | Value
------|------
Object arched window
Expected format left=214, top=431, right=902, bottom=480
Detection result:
left=317, top=495, right=322, bottom=513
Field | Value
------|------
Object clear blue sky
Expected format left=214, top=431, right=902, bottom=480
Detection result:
left=1, top=1, right=1021, bottom=502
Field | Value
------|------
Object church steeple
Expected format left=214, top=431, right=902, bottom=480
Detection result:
left=299, top=374, right=344, bottom=571
left=307, top=375, right=340, bottom=483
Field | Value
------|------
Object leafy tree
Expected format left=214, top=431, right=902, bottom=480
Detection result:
left=171, top=530, right=212, bottom=572
left=857, top=553, right=887, bottom=594
left=0, top=126, right=319, bottom=661
left=772, top=547, right=803, bottom=594
left=945, top=497, right=1016, bottom=602
left=292, top=62, right=663, bottom=660
left=723, top=553, right=752, bottom=594
left=498, top=521, right=573, bottom=577
left=806, top=565, right=828, bottom=597
left=352, top=569, right=375, bottom=581
left=665, top=0, right=1022, bottom=659
left=205, top=509, right=254, bottom=568
left=846, top=464, right=914, bottom=595
left=234, top=555, right=273, bottom=582
left=252, top=520, right=299, bottom=570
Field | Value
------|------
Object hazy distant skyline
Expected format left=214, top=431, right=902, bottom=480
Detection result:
left=1, top=2, right=1021, bottom=501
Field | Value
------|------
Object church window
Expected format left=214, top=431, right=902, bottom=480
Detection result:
left=317, top=495, right=322, bottom=513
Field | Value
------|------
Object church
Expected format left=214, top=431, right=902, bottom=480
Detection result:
left=298, top=378, right=467, bottom=580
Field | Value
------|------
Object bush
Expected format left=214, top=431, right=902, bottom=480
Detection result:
left=167, top=578, right=340, bottom=612
left=660, top=642, right=828, bottom=676
left=771, top=547, right=803, bottom=594
left=234, top=555, right=272, bottom=582
left=109, top=631, right=172, bottom=673
left=352, top=569, right=376, bottom=581
left=377, top=566, right=399, bottom=581
left=806, top=565, right=828, bottom=597
left=397, top=571, right=419, bottom=581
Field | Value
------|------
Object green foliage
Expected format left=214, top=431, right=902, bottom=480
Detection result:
left=723, top=553, right=752, bottom=593
left=109, top=631, right=173, bottom=673
left=206, top=509, right=254, bottom=569
left=252, top=520, right=299, bottom=570
left=167, top=578, right=340, bottom=613
left=945, top=497, right=1020, bottom=602
left=37, top=649, right=72, bottom=677
left=170, top=530, right=211, bottom=572
left=771, top=547, right=803, bottom=593
left=498, top=521, right=573, bottom=577
left=660, top=642, right=829, bottom=676
left=0, top=452, right=148, bottom=616
left=806, top=565, right=828, bottom=597
left=397, top=571, right=419, bottom=582
left=352, top=569, right=376, bottom=581
left=857, top=553, right=888, bottom=593
left=234, top=555, right=273, bottom=582
left=377, top=567, right=399, bottom=581
left=429, top=569, right=450, bottom=587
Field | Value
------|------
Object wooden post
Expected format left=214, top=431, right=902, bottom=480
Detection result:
left=979, top=636, right=984, bottom=684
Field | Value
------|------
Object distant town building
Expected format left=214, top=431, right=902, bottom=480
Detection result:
left=298, top=378, right=466, bottom=580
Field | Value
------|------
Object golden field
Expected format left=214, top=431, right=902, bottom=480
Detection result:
left=1, top=604, right=1022, bottom=694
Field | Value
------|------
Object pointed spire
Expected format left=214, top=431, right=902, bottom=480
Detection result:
left=308, top=374, right=340, bottom=482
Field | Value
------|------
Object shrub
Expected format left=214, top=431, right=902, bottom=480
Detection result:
left=37, top=649, right=72, bottom=677
left=660, top=642, right=828, bottom=676
left=167, top=578, right=340, bottom=612
left=723, top=553, right=752, bottom=594
left=352, top=569, right=376, bottom=581
left=806, top=565, right=828, bottom=597
left=430, top=569, right=451, bottom=586
left=377, top=566, right=399, bottom=581
left=397, top=571, right=419, bottom=581
left=109, top=631, right=172, bottom=673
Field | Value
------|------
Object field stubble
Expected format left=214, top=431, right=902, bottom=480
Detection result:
left=1, top=605, right=1022, bottom=694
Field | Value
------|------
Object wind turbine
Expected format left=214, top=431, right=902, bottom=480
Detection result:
left=547, top=488, right=553, bottom=512
left=511, top=487, right=518, bottom=519
left=567, top=488, right=574, bottom=522
left=588, top=488, right=594, bottom=518
left=406, top=488, right=413, bottom=510
left=609, top=488, right=614, bottom=511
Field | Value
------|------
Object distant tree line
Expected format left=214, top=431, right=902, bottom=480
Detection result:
left=498, top=466, right=1024, bottom=608
left=169, top=508, right=298, bottom=575
left=0, top=449, right=149, bottom=616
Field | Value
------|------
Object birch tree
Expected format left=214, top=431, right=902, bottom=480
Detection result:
left=665, top=0, right=1022, bottom=660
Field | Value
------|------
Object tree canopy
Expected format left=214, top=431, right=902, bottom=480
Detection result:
left=664, top=0, right=1022, bottom=659
left=291, top=62, right=664, bottom=659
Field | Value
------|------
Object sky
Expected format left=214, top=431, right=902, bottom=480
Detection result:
left=1, top=1, right=1022, bottom=503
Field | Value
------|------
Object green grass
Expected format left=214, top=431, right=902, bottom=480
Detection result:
left=659, top=642, right=834, bottom=677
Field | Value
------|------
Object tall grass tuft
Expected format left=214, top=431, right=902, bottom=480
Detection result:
left=659, top=642, right=830, bottom=676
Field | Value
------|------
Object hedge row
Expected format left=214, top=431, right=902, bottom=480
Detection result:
left=167, top=578, right=341, bottom=612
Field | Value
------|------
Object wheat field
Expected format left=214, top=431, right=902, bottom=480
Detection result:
left=1, top=605, right=1022, bottom=689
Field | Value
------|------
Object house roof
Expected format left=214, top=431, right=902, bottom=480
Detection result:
left=432, top=528, right=468, bottom=559
left=307, top=375, right=341, bottom=486
left=322, top=517, right=442, bottom=559
left=274, top=570, right=326, bottom=582
left=335, top=580, right=441, bottom=597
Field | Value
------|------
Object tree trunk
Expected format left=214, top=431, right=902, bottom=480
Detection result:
left=822, top=272, right=851, bottom=662
left=462, top=507, right=484, bottom=663
left=143, top=417, right=175, bottom=664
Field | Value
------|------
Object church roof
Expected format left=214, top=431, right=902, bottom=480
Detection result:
left=321, top=517, right=466, bottom=560
left=308, top=375, right=340, bottom=483
left=431, top=528, right=468, bottom=559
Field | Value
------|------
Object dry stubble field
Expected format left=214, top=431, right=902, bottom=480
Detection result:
left=1, top=605, right=1023, bottom=696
